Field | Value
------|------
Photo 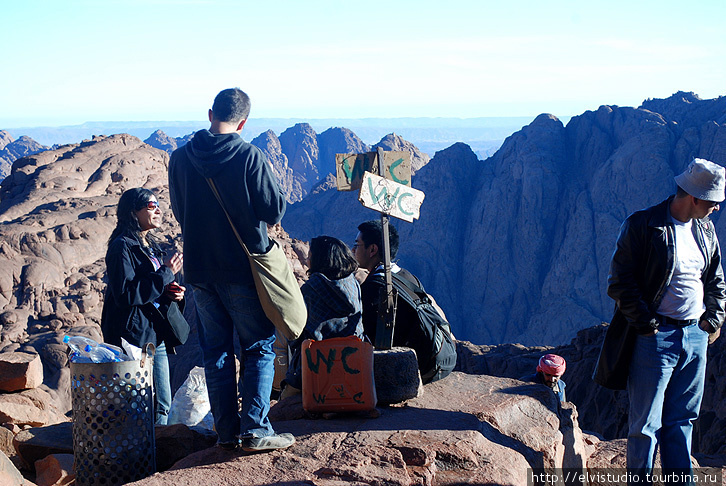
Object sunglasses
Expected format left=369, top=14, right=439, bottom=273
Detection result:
left=144, top=200, right=159, bottom=210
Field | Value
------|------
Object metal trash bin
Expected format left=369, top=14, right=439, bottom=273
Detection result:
left=70, top=344, right=156, bottom=486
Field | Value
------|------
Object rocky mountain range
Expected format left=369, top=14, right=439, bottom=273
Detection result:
left=1, top=95, right=726, bottom=483
left=282, top=91, right=726, bottom=346
left=3, top=92, right=725, bottom=349
left=145, top=123, right=430, bottom=204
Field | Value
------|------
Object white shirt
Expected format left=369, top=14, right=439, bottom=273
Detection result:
left=657, top=217, right=706, bottom=320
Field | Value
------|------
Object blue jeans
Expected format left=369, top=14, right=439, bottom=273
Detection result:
left=627, top=322, right=708, bottom=484
left=153, top=342, right=171, bottom=425
left=191, top=282, right=276, bottom=442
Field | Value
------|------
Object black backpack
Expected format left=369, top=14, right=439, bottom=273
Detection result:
left=388, top=272, right=457, bottom=384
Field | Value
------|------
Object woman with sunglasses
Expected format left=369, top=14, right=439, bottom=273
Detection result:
left=101, top=187, right=185, bottom=424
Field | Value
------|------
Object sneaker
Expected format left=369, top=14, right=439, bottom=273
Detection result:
left=240, top=433, right=295, bottom=452
left=217, top=439, right=240, bottom=451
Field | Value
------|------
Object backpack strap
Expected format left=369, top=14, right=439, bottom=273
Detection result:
left=391, top=272, right=428, bottom=303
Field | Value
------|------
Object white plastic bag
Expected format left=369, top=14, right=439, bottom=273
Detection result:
left=168, top=366, right=214, bottom=429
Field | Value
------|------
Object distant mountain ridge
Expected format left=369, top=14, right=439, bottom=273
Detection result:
left=4, top=116, right=532, bottom=158
left=282, top=91, right=726, bottom=346
left=146, top=124, right=429, bottom=203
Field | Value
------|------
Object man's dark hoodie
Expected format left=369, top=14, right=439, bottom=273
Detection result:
left=168, top=129, right=285, bottom=285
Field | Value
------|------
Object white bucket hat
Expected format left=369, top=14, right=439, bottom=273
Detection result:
left=674, top=158, right=726, bottom=202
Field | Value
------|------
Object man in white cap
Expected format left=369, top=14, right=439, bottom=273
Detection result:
left=594, top=158, right=726, bottom=483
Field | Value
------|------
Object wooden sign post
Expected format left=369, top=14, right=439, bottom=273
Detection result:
left=335, top=148, right=425, bottom=350
left=377, top=147, right=396, bottom=351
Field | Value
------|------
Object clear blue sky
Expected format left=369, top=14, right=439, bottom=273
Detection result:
left=2, top=0, right=724, bottom=127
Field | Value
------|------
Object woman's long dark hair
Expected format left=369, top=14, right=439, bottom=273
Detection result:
left=308, top=236, right=358, bottom=280
left=108, top=188, right=161, bottom=250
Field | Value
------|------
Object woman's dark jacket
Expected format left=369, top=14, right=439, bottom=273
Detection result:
left=593, top=196, right=726, bottom=389
left=101, top=233, right=178, bottom=349
left=285, top=272, right=364, bottom=390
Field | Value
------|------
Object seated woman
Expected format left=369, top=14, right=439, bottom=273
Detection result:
left=282, top=236, right=364, bottom=397
left=101, top=188, right=186, bottom=425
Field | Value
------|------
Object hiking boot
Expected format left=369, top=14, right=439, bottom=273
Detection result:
left=240, top=433, right=295, bottom=452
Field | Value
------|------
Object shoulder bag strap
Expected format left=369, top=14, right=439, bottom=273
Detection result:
left=205, top=178, right=252, bottom=257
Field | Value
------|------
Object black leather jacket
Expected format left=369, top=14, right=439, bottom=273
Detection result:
left=594, top=196, right=726, bottom=389
left=608, top=196, right=725, bottom=333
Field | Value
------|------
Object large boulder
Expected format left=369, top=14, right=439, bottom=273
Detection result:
left=0, top=352, right=44, bottom=392
left=0, top=388, right=69, bottom=428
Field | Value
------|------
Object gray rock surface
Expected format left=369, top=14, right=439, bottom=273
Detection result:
left=12, top=422, right=73, bottom=471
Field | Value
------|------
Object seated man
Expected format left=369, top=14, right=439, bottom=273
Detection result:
left=521, top=354, right=567, bottom=403
left=353, top=220, right=456, bottom=384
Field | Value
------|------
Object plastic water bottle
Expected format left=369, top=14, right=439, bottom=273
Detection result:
left=98, top=342, right=131, bottom=361
left=64, top=335, right=97, bottom=363
left=63, top=335, right=98, bottom=351
left=69, top=351, right=93, bottom=363
left=86, top=345, right=120, bottom=363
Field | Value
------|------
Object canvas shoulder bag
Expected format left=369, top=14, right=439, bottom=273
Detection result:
left=206, top=178, right=306, bottom=341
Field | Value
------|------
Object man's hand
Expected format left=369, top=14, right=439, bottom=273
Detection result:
left=642, top=330, right=658, bottom=337
left=700, top=321, right=721, bottom=345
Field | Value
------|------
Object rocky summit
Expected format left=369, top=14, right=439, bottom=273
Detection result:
left=1, top=93, right=726, bottom=484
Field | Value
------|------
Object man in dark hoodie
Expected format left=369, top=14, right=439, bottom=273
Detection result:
left=168, top=88, right=293, bottom=452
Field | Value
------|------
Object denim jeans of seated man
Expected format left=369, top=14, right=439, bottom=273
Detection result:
left=153, top=342, right=171, bottom=425
left=627, top=322, right=708, bottom=484
left=191, top=282, right=276, bottom=443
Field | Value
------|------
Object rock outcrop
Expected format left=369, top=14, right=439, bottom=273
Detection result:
left=0, top=352, right=43, bottom=392
left=281, top=93, right=726, bottom=346
left=455, top=321, right=726, bottom=457
left=253, top=123, right=371, bottom=203
left=374, top=132, right=431, bottom=173
left=143, top=130, right=194, bottom=155
left=144, top=129, right=179, bottom=154
left=278, top=123, right=321, bottom=197
left=251, top=130, right=301, bottom=202
left=0, top=131, right=48, bottom=181
left=317, top=126, right=370, bottom=178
